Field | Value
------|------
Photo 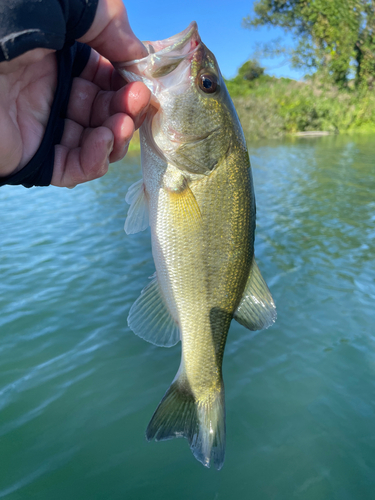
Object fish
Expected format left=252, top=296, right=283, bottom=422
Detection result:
left=116, top=22, right=276, bottom=470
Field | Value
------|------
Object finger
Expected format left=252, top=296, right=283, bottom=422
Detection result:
left=89, top=89, right=115, bottom=128
left=79, top=112, right=134, bottom=163
left=111, top=82, right=151, bottom=127
left=111, top=68, right=128, bottom=92
left=60, top=119, right=85, bottom=149
left=61, top=107, right=134, bottom=169
left=66, top=75, right=150, bottom=130
left=52, top=127, right=113, bottom=188
left=78, top=0, right=147, bottom=63
left=66, top=77, right=100, bottom=128
left=79, top=50, right=115, bottom=91
left=90, top=81, right=151, bottom=128
left=103, top=113, right=134, bottom=162
left=79, top=50, right=126, bottom=92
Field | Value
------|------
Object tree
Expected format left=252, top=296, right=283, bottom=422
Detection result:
left=244, top=0, right=375, bottom=89
left=238, top=60, right=265, bottom=81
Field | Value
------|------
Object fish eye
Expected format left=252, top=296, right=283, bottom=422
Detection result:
left=197, top=72, right=219, bottom=94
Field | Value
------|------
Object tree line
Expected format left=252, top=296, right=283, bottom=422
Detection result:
left=244, top=0, right=375, bottom=89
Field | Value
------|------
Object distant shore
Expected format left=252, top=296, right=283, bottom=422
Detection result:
left=229, top=75, right=375, bottom=140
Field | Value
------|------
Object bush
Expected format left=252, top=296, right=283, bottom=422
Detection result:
left=238, top=60, right=265, bottom=81
left=228, top=68, right=375, bottom=139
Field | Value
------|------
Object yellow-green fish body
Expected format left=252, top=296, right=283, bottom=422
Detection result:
left=117, top=22, right=276, bottom=470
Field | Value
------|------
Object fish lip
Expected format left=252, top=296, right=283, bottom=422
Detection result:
left=119, top=22, right=201, bottom=67
left=115, top=22, right=202, bottom=98
left=145, top=21, right=200, bottom=57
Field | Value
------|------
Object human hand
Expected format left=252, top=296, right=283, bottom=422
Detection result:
left=0, top=0, right=150, bottom=188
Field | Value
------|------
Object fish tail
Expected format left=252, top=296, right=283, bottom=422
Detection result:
left=146, top=379, right=226, bottom=470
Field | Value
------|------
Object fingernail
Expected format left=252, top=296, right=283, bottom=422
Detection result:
left=135, top=110, right=148, bottom=130
left=121, top=139, right=130, bottom=158
left=107, top=139, right=114, bottom=155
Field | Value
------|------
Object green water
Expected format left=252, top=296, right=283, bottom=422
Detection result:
left=0, top=134, right=374, bottom=499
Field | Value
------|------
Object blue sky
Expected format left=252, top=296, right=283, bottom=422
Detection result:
left=125, top=0, right=304, bottom=81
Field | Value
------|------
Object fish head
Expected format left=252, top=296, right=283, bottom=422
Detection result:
left=116, top=22, right=245, bottom=176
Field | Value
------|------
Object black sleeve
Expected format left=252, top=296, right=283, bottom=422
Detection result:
left=0, top=0, right=99, bottom=62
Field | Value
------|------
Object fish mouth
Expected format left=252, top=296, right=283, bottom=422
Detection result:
left=143, top=22, right=200, bottom=64
left=116, top=22, right=201, bottom=81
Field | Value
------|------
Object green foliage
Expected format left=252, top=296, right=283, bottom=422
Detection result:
left=244, top=0, right=375, bottom=89
left=225, top=60, right=275, bottom=97
left=227, top=62, right=375, bottom=140
left=238, top=60, right=265, bottom=80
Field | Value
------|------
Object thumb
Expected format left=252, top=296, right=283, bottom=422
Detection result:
left=52, top=127, right=114, bottom=188
left=78, top=0, right=148, bottom=63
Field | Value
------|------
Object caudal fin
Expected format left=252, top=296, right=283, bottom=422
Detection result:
left=146, top=379, right=226, bottom=470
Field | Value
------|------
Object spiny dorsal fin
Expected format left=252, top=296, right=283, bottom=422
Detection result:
left=234, top=257, right=276, bottom=331
left=124, top=179, right=149, bottom=234
left=127, top=275, right=180, bottom=347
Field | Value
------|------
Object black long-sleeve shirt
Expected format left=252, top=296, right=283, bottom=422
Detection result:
left=0, top=0, right=99, bottom=187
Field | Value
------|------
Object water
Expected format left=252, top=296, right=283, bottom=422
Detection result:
left=0, top=134, right=374, bottom=499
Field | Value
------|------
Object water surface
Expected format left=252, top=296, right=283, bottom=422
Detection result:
left=0, top=134, right=374, bottom=499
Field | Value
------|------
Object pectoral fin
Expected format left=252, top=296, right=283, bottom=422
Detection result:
left=124, top=179, right=149, bottom=235
left=234, top=257, right=276, bottom=331
left=168, top=184, right=202, bottom=226
left=163, top=166, right=202, bottom=226
left=128, top=275, right=180, bottom=347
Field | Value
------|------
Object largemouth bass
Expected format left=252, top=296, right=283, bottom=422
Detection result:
left=116, top=22, right=276, bottom=470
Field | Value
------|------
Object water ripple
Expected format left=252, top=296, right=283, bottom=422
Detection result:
left=1, top=138, right=375, bottom=498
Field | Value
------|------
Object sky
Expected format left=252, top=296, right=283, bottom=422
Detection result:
left=125, top=0, right=304, bottom=81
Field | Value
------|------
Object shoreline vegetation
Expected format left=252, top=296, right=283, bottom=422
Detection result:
left=128, top=63, right=375, bottom=150
left=227, top=68, right=375, bottom=141
left=129, top=1, right=375, bottom=149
